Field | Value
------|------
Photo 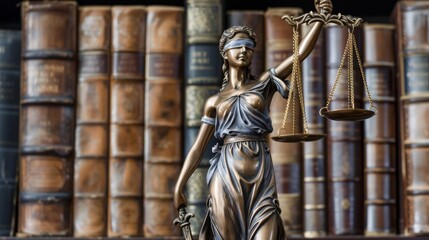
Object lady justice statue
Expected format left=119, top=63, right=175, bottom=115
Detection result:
left=174, top=0, right=333, bottom=239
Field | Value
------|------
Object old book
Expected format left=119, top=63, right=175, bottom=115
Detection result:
left=227, top=10, right=265, bottom=76
left=0, top=29, right=20, bottom=236
left=74, top=6, right=111, bottom=237
left=109, top=6, right=146, bottom=237
left=18, top=1, right=77, bottom=236
left=301, top=23, right=327, bottom=238
left=325, top=24, right=364, bottom=235
left=394, top=1, right=429, bottom=235
left=184, top=0, right=223, bottom=235
left=265, top=7, right=303, bottom=236
left=143, top=6, right=183, bottom=237
left=363, top=23, right=397, bottom=236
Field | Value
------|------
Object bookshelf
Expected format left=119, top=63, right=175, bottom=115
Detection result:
left=4, top=0, right=427, bottom=240
left=1, top=0, right=398, bottom=29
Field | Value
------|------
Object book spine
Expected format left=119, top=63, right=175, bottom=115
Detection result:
left=363, top=23, right=397, bottom=236
left=397, top=2, right=429, bottom=235
left=184, top=0, right=223, bottom=235
left=325, top=24, right=364, bottom=235
left=265, top=7, right=303, bottom=236
left=18, top=1, right=77, bottom=236
left=0, top=29, right=20, bottom=236
left=227, top=10, right=265, bottom=76
left=143, top=6, right=184, bottom=237
left=108, top=6, right=146, bottom=237
left=301, top=23, right=327, bottom=238
left=74, top=6, right=111, bottom=237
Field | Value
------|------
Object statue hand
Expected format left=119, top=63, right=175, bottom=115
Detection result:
left=315, top=0, right=333, bottom=14
left=174, top=185, right=188, bottom=210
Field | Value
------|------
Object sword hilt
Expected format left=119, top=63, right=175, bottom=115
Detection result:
left=173, top=206, right=195, bottom=240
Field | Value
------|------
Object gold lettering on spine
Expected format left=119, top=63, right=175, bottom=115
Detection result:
left=28, top=63, right=65, bottom=95
left=80, top=54, right=106, bottom=74
left=0, top=45, right=5, bottom=54
left=151, top=55, right=176, bottom=77
left=34, top=120, right=58, bottom=142
left=190, top=50, right=212, bottom=71
left=119, top=54, right=137, bottom=71
left=406, top=57, right=429, bottom=91
left=0, top=75, right=16, bottom=101
left=191, top=50, right=209, bottom=65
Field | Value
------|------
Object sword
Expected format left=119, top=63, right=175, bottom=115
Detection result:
left=173, top=206, right=195, bottom=240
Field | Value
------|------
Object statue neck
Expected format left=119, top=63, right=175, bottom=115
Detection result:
left=228, top=67, right=246, bottom=90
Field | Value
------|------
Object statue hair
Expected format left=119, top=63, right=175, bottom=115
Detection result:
left=218, top=26, right=257, bottom=91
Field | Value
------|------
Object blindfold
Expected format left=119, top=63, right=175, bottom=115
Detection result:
left=223, top=38, right=255, bottom=53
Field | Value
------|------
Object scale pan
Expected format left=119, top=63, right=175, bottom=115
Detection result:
left=271, top=133, right=326, bottom=143
left=320, top=108, right=375, bottom=121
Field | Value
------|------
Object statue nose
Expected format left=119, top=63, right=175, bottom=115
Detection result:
left=240, top=46, right=246, bottom=52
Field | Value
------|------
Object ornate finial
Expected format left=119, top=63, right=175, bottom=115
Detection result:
left=282, top=12, right=363, bottom=28
left=282, top=0, right=362, bottom=28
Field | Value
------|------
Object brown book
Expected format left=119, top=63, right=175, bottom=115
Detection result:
left=18, top=1, right=77, bottom=236
left=143, top=6, right=184, bottom=237
left=108, top=6, right=146, bottom=237
left=325, top=24, right=364, bottom=236
left=265, top=7, right=303, bottom=236
left=363, top=23, right=397, bottom=236
left=394, top=1, right=429, bottom=236
left=74, top=6, right=111, bottom=237
left=301, top=23, right=327, bottom=238
left=227, top=10, right=265, bottom=76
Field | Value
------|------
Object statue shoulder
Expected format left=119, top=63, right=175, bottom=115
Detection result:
left=256, top=70, right=271, bottom=83
left=203, top=93, right=218, bottom=118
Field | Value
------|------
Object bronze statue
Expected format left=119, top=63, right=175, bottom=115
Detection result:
left=174, top=1, right=333, bottom=239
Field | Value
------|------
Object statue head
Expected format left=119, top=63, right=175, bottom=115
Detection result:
left=219, top=26, right=257, bottom=91
left=219, top=26, right=257, bottom=57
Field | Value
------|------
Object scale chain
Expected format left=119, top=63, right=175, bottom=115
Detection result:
left=324, top=31, right=351, bottom=109
left=281, top=69, right=295, bottom=134
left=292, top=26, right=298, bottom=134
left=277, top=27, right=296, bottom=134
left=294, top=26, right=309, bottom=134
left=279, top=25, right=311, bottom=136
left=352, top=34, right=374, bottom=109
left=348, top=32, right=355, bottom=109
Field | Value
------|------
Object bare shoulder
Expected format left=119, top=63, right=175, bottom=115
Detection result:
left=206, top=94, right=218, bottom=108
left=257, top=70, right=270, bottom=83
left=203, top=93, right=218, bottom=118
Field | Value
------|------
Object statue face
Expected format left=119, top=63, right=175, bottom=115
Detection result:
left=223, top=33, right=254, bottom=68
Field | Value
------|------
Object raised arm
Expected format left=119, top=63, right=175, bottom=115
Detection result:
left=259, top=0, right=332, bottom=82
left=174, top=96, right=217, bottom=209
left=274, top=21, right=324, bottom=80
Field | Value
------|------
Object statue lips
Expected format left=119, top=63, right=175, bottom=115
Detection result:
left=238, top=54, right=247, bottom=61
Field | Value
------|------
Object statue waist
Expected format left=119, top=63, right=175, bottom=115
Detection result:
left=223, top=135, right=267, bottom=145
